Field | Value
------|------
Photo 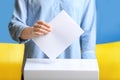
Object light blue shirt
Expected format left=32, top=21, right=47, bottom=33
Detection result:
left=9, top=0, right=96, bottom=59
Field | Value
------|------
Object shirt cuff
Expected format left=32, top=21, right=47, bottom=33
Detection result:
left=81, top=50, right=96, bottom=59
left=17, top=26, right=30, bottom=44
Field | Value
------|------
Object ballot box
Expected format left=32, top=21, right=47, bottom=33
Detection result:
left=24, top=59, right=99, bottom=80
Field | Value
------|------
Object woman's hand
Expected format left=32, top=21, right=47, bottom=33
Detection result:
left=32, top=20, right=51, bottom=36
left=20, top=20, right=52, bottom=40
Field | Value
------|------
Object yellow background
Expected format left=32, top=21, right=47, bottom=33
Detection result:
left=0, top=42, right=120, bottom=80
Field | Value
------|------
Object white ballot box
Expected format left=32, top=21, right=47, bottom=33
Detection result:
left=24, top=59, right=99, bottom=80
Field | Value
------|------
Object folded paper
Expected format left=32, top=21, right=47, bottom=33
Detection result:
left=32, top=10, right=84, bottom=60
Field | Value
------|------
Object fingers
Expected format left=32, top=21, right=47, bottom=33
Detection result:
left=34, top=27, right=49, bottom=34
left=36, top=20, right=50, bottom=28
left=32, top=21, right=52, bottom=37
left=34, top=23, right=51, bottom=32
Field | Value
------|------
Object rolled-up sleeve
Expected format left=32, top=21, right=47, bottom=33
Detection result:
left=80, top=0, right=96, bottom=59
left=8, top=0, right=28, bottom=43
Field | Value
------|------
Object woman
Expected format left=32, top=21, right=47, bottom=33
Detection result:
left=9, top=0, right=96, bottom=59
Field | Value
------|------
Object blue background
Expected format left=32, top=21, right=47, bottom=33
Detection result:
left=0, top=0, right=120, bottom=44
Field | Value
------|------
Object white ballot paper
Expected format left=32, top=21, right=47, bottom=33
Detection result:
left=32, top=10, right=84, bottom=60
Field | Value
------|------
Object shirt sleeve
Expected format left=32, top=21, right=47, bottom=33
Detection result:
left=80, top=0, right=96, bottom=59
left=8, top=0, right=29, bottom=43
